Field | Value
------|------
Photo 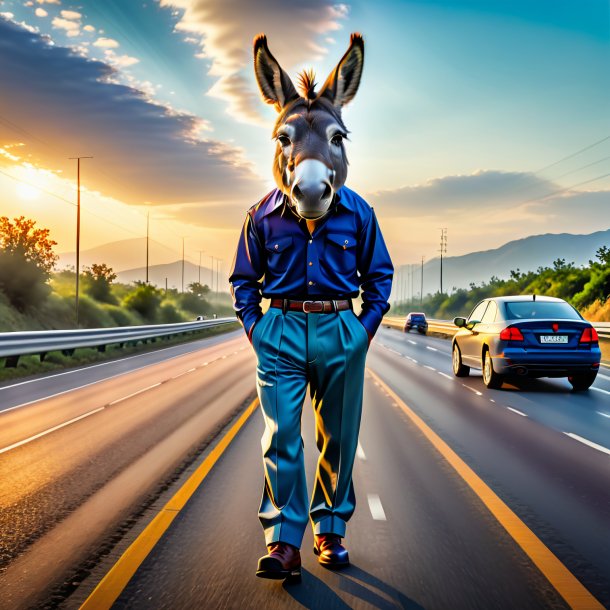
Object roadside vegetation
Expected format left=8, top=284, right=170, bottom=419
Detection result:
left=0, top=215, right=235, bottom=333
left=392, top=247, right=610, bottom=321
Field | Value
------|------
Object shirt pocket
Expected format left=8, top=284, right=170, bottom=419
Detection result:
left=323, top=233, right=357, bottom=276
left=265, top=235, right=293, bottom=274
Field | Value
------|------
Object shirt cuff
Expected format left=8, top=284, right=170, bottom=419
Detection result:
left=358, top=309, right=383, bottom=338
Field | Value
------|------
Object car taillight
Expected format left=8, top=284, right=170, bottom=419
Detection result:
left=580, top=327, right=599, bottom=343
left=500, top=326, right=524, bottom=341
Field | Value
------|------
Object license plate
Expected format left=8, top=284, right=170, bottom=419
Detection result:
left=540, top=335, right=568, bottom=344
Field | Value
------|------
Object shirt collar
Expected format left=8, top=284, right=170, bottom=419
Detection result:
left=259, top=187, right=354, bottom=218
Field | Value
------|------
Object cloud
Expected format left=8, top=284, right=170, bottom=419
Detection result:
left=367, top=170, right=559, bottom=217
left=103, top=49, right=140, bottom=68
left=83, top=24, right=95, bottom=32
left=93, top=36, right=120, bottom=48
left=60, top=10, right=81, bottom=20
left=36, top=0, right=60, bottom=4
left=34, top=8, right=48, bottom=17
left=51, top=16, right=79, bottom=36
left=0, top=18, right=262, bottom=205
left=158, top=0, right=349, bottom=124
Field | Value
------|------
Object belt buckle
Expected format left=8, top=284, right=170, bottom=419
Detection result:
left=302, top=300, right=323, bottom=313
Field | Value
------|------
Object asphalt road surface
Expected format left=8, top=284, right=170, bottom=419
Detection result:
left=1, top=325, right=608, bottom=609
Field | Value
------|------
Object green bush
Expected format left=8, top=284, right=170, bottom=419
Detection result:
left=122, top=283, right=162, bottom=323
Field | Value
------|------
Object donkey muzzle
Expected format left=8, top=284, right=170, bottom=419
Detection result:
left=290, top=159, right=334, bottom=219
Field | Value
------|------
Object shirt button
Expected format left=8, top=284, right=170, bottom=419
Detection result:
left=309, top=239, right=313, bottom=244
left=274, top=244, right=279, bottom=250
left=308, top=280, right=314, bottom=286
left=308, top=261, right=313, bottom=266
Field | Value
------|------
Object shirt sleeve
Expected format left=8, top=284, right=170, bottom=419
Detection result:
left=357, top=208, right=394, bottom=336
left=228, top=212, right=265, bottom=336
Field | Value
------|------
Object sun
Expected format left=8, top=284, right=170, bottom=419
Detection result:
left=16, top=182, right=42, bottom=201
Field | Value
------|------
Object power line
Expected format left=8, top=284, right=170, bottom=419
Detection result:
left=523, top=171, right=610, bottom=204
left=532, top=135, right=610, bottom=175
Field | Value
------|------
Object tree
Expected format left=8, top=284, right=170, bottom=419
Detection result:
left=0, top=216, right=58, bottom=310
left=122, top=283, right=162, bottom=322
left=187, top=282, right=210, bottom=298
left=83, top=263, right=117, bottom=303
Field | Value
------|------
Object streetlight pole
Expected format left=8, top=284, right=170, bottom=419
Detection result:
left=198, top=250, right=205, bottom=285
left=68, top=155, right=92, bottom=327
left=181, top=237, right=185, bottom=293
left=146, top=211, right=150, bottom=284
left=439, top=228, right=447, bottom=295
left=421, top=255, right=424, bottom=306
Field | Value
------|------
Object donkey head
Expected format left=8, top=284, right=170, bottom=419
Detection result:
left=253, top=33, right=364, bottom=219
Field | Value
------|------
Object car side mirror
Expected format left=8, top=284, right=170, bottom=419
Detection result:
left=466, top=320, right=480, bottom=331
left=453, top=317, right=467, bottom=328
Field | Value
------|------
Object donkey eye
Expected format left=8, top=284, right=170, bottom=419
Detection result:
left=277, top=134, right=291, bottom=147
left=330, top=133, right=344, bottom=146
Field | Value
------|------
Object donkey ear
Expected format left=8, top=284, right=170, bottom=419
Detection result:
left=318, top=33, right=364, bottom=108
left=253, top=34, right=299, bottom=110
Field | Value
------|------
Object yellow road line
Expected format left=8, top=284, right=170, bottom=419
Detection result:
left=80, top=397, right=259, bottom=610
left=367, top=368, right=604, bottom=610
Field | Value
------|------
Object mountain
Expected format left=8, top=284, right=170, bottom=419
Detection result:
left=116, top=260, right=218, bottom=291
left=394, top=229, right=610, bottom=300
left=58, top=237, right=182, bottom=272
left=58, top=237, right=216, bottom=289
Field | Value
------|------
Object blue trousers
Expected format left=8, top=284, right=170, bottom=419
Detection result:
left=251, top=307, right=368, bottom=549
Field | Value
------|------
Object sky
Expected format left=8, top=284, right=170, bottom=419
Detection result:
left=0, top=0, right=608, bottom=290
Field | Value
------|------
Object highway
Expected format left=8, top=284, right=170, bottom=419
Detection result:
left=0, top=325, right=608, bottom=609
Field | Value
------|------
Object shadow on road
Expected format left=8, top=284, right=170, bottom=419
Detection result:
left=282, top=565, right=424, bottom=609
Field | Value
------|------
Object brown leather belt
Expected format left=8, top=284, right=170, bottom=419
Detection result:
left=270, top=298, right=352, bottom=313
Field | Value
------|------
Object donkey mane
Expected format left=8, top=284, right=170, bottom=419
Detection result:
left=297, top=69, right=317, bottom=100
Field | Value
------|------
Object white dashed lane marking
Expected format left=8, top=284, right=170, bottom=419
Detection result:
left=597, top=411, right=610, bottom=419
left=563, top=432, right=610, bottom=456
left=367, top=494, right=387, bottom=521
left=426, top=346, right=438, bottom=352
left=108, top=382, right=162, bottom=405
left=591, top=387, right=610, bottom=395
left=438, top=372, right=453, bottom=380
left=0, top=407, right=105, bottom=455
left=0, top=347, right=244, bottom=455
left=424, top=365, right=436, bottom=371
left=461, top=384, right=482, bottom=396
left=506, top=407, right=528, bottom=417
left=407, top=340, right=417, bottom=345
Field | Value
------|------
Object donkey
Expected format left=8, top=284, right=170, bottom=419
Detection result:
left=253, top=33, right=364, bottom=226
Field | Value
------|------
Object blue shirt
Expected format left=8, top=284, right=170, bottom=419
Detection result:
left=228, top=186, right=394, bottom=337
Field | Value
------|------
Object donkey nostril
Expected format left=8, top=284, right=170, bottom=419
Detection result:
left=292, top=184, right=303, bottom=202
left=322, top=183, right=332, bottom=200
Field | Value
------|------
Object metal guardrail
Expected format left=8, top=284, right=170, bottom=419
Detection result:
left=0, top=318, right=238, bottom=366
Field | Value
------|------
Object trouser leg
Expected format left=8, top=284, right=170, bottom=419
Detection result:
left=308, top=309, right=368, bottom=536
left=254, top=310, right=309, bottom=549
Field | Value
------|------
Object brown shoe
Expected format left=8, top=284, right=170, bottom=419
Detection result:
left=256, top=542, right=301, bottom=581
left=313, top=534, right=350, bottom=569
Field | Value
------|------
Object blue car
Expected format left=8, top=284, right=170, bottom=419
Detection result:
left=404, top=312, right=428, bottom=334
left=451, top=295, right=601, bottom=391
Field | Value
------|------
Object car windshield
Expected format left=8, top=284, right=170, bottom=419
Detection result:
left=504, top=301, right=581, bottom=320
left=410, top=314, right=425, bottom=320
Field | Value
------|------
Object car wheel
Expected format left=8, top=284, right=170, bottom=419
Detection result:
left=568, top=373, right=597, bottom=391
left=452, top=342, right=470, bottom=377
left=482, top=349, right=503, bottom=389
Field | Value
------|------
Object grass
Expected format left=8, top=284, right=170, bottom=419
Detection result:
left=0, top=321, right=241, bottom=384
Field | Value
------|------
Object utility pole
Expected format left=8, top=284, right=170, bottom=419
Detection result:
left=181, top=237, right=185, bottom=293
left=146, top=211, right=150, bottom=284
left=421, top=255, right=424, bottom=306
left=439, top=228, right=448, bottom=295
left=198, top=250, right=204, bottom=285
left=210, top=255, right=215, bottom=293
left=68, top=155, right=92, bottom=327
left=216, top=259, right=222, bottom=296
